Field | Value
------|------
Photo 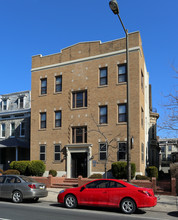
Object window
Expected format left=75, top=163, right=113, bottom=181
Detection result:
left=10, top=123, right=15, bottom=137
left=117, top=142, right=127, bottom=160
left=168, top=145, right=172, bottom=151
left=118, top=104, right=127, bottom=122
left=99, top=143, right=107, bottom=160
left=54, top=145, right=61, bottom=161
left=40, top=112, right=46, bottom=129
left=141, top=70, right=144, bottom=90
left=142, top=143, right=144, bottom=162
left=141, top=107, right=144, bottom=127
left=86, top=180, right=125, bottom=189
left=162, top=154, right=166, bottom=161
left=118, top=64, right=127, bottom=83
left=3, top=100, right=7, bottom=110
left=72, top=127, right=87, bottom=143
left=20, top=122, right=25, bottom=136
left=167, top=154, right=171, bottom=161
left=55, top=111, right=62, bottom=128
left=99, top=106, right=108, bottom=124
left=1, top=124, right=5, bottom=137
left=41, top=78, right=47, bottom=95
left=72, top=90, right=87, bottom=108
left=19, top=97, right=24, bottom=109
left=55, top=76, right=62, bottom=92
left=161, top=146, right=165, bottom=152
left=99, top=67, right=107, bottom=86
left=40, top=145, right=46, bottom=161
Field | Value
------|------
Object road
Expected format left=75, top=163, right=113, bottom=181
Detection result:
left=0, top=200, right=177, bottom=220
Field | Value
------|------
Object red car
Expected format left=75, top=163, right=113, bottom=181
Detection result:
left=58, top=179, right=157, bottom=214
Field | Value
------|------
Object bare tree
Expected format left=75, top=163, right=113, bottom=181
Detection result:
left=88, top=114, right=120, bottom=178
left=158, top=69, right=178, bottom=136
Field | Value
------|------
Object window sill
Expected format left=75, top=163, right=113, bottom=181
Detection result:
left=39, top=94, right=47, bottom=97
left=53, top=92, right=62, bottom=95
left=53, top=127, right=62, bottom=130
left=98, top=124, right=108, bottom=127
left=53, top=161, right=62, bottom=164
left=39, top=128, right=47, bottom=131
left=71, top=107, right=88, bottom=111
left=98, top=85, right=108, bottom=88
left=116, top=82, right=127, bottom=86
left=116, top=122, right=127, bottom=125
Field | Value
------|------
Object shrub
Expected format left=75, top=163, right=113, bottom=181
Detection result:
left=170, top=163, right=178, bottom=178
left=4, top=169, right=20, bottom=175
left=9, top=161, right=31, bottom=175
left=89, top=173, right=103, bottom=179
left=28, top=160, right=46, bottom=176
left=146, top=166, right=158, bottom=179
left=112, top=162, right=136, bottom=179
left=136, top=175, right=150, bottom=180
left=0, top=168, right=3, bottom=174
left=49, top=169, right=57, bottom=177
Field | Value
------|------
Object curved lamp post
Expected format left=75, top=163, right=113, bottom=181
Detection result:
left=109, top=0, right=131, bottom=182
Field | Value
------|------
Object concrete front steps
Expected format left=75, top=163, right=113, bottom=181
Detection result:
left=51, top=178, right=78, bottom=189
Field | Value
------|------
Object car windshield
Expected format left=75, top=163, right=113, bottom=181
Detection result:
left=20, top=176, right=37, bottom=183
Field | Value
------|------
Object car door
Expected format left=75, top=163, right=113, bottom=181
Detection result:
left=0, top=176, right=5, bottom=198
left=79, top=180, right=109, bottom=206
left=106, top=180, right=126, bottom=207
left=1, top=176, right=16, bottom=198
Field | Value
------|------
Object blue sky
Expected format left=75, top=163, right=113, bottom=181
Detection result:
left=0, top=0, right=177, bottom=138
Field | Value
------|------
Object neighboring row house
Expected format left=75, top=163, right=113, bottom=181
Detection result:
left=159, top=138, right=178, bottom=173
left=0, top=91, right=31, bottom=170
left=31, top=31, right=151, bottom=178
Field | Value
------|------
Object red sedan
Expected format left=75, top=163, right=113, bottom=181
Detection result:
left=58, top=179, right=157, bottom=214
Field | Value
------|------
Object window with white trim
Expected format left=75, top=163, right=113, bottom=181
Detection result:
left=54, top=144, right=61, bottom=161
left=99, top=143, right=107, bottom=160
left=10, top=122, right=15, bottom=137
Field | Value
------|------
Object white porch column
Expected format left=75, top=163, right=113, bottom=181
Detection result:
left=66, top=147, right=71, bottom=178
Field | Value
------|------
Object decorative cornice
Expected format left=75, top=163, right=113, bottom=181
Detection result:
left=31, top=46, right=141, bottom=72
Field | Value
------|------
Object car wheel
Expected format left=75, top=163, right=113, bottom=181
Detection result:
left=12, top=191, right=23, bottom=203
left=64, top=194, right=77, bottom=208
left=33, top=197, right=39, bottom=202
left=120, top=198, right=136, bottom=214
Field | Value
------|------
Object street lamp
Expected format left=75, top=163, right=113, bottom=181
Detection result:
left=109, top=0, right=131, bottom=182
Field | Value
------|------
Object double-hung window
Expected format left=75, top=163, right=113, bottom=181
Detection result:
left=99, top=106, right=108, bottom=124
left=118, top=64, right=127, bottom=83
left=1, top=124, right=5, bottom=137
left=55, top=111, right=62, bottom=128
left=40, top=145, right=46, bottom=161
left=40, top=112, right=46, bottom=129
left=20, top=122, right=25, bottom=137
left=10, top=123, right=15, bottom=137
left=55, top=76, right=62, bottom=92
left=54, top=144, right=61, bottom=161
left=117, top=142, right=127, bottom=160
left=41, top=78, right=47, bottom=95
left=99, top=67, right=107, bottom=86
left=118, top=104, right=127, bottom=122
left=72, top=127, right=87, bottom=143
left=3, top=100, right=7, bottom=111
left=72, top=90, right=87, bottom=108
left=99, top=143, right=107, bottom=160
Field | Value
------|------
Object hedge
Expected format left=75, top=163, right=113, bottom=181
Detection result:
left=3, top=169, right=20, bottom=175
left=146, top=166, right=158, bottom=179
left=112, top=161, right=136, bottom=179
left=49, top=169, right=57, bottom=177
left=28, top=160, right=46, bottom=176
left=9, top=160, right=46, bottom=176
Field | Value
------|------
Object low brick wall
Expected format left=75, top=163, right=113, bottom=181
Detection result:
left=32, top=175, right=177, bottom=195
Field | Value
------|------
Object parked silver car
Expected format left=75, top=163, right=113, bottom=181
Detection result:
left=0, top=175, right=48, bottom=203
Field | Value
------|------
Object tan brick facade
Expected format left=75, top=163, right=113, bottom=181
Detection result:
left=31, top=31, right=149, bottom=177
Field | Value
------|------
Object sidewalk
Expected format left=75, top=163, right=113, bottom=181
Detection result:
left=41, top=188, right=178, bottom=212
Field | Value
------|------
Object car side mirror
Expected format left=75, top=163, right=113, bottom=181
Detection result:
left=80, top=186, right=85, bottom=192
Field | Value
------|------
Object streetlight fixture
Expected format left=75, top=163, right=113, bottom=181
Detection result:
left=109, top=0, right=131, bottom=182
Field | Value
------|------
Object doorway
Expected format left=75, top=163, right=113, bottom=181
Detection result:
left=71, top=153, right=87, bottom=178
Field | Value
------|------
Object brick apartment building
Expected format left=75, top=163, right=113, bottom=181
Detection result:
left=31, top=31, right=150, bottom=178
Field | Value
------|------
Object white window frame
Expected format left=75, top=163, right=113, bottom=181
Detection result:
left=20, top=122, right=25, bottom=137
left=10, top=122, right=15, bottom=137
left=1, top=123, right=5, bottom=138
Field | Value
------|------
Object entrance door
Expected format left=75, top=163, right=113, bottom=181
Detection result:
left=71, top=153, right=87, bottom=178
